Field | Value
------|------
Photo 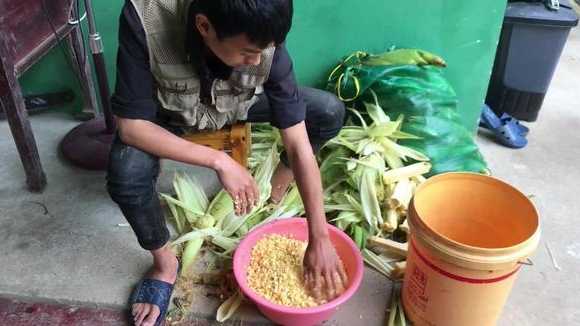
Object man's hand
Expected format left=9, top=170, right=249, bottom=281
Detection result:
left=213, top=152, right=259, bottom=215
left=303, top=235, right=348, bottom=303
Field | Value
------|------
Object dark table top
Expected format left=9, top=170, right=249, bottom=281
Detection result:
left=0, top=0, right=74, bottom=75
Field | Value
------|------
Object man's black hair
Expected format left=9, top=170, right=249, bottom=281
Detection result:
left=193, top=0, right=293, bottom=48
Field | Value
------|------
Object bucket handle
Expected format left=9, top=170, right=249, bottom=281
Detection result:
left=518, top=258, right=534, bottom=266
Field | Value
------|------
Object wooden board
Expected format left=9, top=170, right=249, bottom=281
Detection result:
left=181, top=123, right=251, bottom=167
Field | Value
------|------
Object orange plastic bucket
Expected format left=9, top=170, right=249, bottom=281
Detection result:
left=402, top=173, right=540, bottom=326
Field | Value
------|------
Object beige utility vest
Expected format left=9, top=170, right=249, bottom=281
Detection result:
left=129, top=0, right=275, bottom=130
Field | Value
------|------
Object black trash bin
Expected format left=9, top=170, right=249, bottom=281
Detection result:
left=486, top=0, right=578, bottom=122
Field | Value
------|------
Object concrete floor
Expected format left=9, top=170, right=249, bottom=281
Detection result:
left=476, top=26, right=580, bottom=325
left=1, top=25, right=579, bottom=326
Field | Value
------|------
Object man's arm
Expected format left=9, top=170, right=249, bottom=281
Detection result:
left=279, top=122, right=348, bottom=301
left=117, top=119, right=220, bottom=170
left=278, top=122, right=327, bottom=240
left=263, top=45, right=347, bottom=301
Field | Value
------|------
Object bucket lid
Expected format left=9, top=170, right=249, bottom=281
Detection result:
left=505, top=0, right=579, bottom=27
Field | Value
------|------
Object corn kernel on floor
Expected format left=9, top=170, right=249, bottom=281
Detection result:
left=1, top=27, right=579, bottom=326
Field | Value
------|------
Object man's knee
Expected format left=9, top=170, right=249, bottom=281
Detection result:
left=322, top=92, right=346, bottom=131
left=308, top=90, right=345, bottom=139
left=106, top=138, right=159, bottom=206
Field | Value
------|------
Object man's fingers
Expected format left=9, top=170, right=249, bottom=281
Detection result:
left=324, top=271, right=336, bottom=300
left=304, top=271, right=310, bottom=288
left=304, top=271, right=312, bottom=289
left=135, top=304, right=149, bottom=325
left=314, top=270, right=323, bottom=287
left=306, top=271, right=320, bottom=300
left=251, top=179, right=260, bottom=205
left=338, top=262, right=349, bottom=286
left=142, top=305, right=160, bottom=326
left=313, top=271, right=323, bottom=298
left=238, top=191, right=249, bottom=215
left=246, top=187, right=256, bottom=211
left=244, top=191, right=252, bottom=215
left=132, top=304, right=141, bottom=318
left=333, top=271, right=346, bottom=295
left=232, top=192, right=241, bottom=215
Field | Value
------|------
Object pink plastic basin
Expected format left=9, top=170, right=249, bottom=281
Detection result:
left=233, top=218, right=364, bottom=326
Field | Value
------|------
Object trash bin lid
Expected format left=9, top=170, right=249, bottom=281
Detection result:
left=505, top=0, right=579, bottom=27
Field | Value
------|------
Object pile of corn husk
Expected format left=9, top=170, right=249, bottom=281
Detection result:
left=162, top=92, right=426, bottom=323
left=318, top=89, right=430, bottom=280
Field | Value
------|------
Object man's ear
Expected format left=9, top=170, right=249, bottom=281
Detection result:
left=195, top=14, right=213, bottom=38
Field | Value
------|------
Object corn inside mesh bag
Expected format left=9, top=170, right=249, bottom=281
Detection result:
left=327, top=50, right=488, bottom=176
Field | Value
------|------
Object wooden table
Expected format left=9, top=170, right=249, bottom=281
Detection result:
left=0, top=0, right=98, bottom=192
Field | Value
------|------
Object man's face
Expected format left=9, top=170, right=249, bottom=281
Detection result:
left=195, top=14, right=271, bottom=68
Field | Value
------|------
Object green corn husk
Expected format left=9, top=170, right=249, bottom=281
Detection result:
left=319, top=147, right=351, bottom=188
left=360, top=171, right=382, bottom=233
left=343, top=154, right=386, bottom=234
left=218, top=212, right=247, bottom=237
left=181, top=238, right=204, bottom=277
left=160, top=193, right=205, bottom=219
left=162, top=173, right=209, bottom=226
left=253, top=143, right=280, bottom=202
left=331, top=211, right=363, bottom=232
left=195, top=214, right=216, bottom=229
left=207, top=189, right=234, bottom=224
left=236, top=207, right=270, bottom=237
left=364, top=102, right=390, bottom=127
left=165, top=196, right=186, bottom=235
left=386, top=284, right=408, bottom=326
left=211, top=235, right=240, bottom=255
left=391, top=261, right=407, bottom=280
left=216, top=290, right=243, bottom=322
left=350, top=224, right=369, bottom=250
left=387, top=285, right=398, bottom=326
left=361, top=48, right=446, bottom=67
left=379, top=137, right=429, bottom=163
left=362, top=248, right=394, bottom=278
left=382, top=209, right=399, bottom=233
left=172, top=227, right=219, bottom=246
left=175, top=173, right=208, bottom=214
left=345, top=155, right=385, bottom=190
left=248, top=123, right=281, bottom=171
left=383, top=162, right=431, bottom=184
left=221, top=205, right=269, bottom=237
left=388, top=179, right=415, bottom=211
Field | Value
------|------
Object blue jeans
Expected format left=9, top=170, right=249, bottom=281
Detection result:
left=106, top=87, right=345, bottom=250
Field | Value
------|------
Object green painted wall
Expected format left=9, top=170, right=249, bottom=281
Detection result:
left=287, top=1, right=507, bottom=131
left=20, top=0, right=507, bottom=131
left=19, top=44, right=83, bottom=112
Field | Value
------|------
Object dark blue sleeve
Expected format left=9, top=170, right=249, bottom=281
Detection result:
left=110, top=2, right=159, bottom=122
left=263, top=45, right=306, bottom=129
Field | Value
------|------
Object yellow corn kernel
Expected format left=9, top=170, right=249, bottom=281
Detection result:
left=247, top=234, right=318, bottom=308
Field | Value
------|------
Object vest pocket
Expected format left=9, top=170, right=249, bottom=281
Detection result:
left=157, top=87, right=200, bottom=125
left=213, top=79, right=257, bottom=114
